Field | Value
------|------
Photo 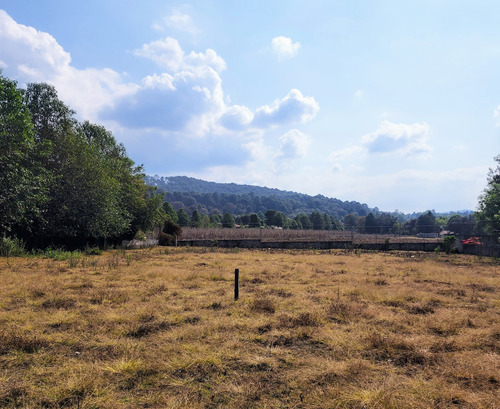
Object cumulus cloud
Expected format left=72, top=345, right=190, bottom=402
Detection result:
left=0, top=10, right=135, bottom=119
left=219, top=105, right=254, bottom=130
left=272, top=36, right=301, bottom=60
left=134, top=37, right=226, bottom=73
left=277, top=129, right=311, bottom=159
left=0, top=9, right=322, bottom=173
left=103, top=67, right=225, bottom=133
left=252, top=89, right=319, bottom=128
left=154, top=9, right=200, bottom=35
left=361, top=120, right=432, bottom=157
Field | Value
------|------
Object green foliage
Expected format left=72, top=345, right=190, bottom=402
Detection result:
left=476, top=155, right=500, bottom=240
left=190, top=210, right=202, bottom=227
left=446, top=215, right=475, bottom=236
left=177, top=209, right=190, bottom=227
left=0, top=73, right=49, bottom=236
left=380, top=238, right=391, bottom=251
left=416, top=211, right=439, bottom=234
left=365, top=212, right=378, bottom=234
left=0, top=237, right=26, bottom=257
left=294, top=213, right=312, bottom=229
left=84, top=246, right=102, bottom=256
left=40, top=248, right=81, bottom=261
left=0, top=73, right=164, bottom=248
left=162, top=201, right=178, bottom=223
left=222, top=212, right=235, bottom=228
left=309, top=211, right=325, bottom=230
left=151, top=175, right=371, bottom=220
left=442, top=235, right=457, bottom=254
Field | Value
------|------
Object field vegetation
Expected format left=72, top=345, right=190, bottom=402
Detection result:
left=0, top=248, right=499, bottom=408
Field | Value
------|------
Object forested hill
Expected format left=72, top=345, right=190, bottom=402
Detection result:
left=144, top=175, right=372, bottom=219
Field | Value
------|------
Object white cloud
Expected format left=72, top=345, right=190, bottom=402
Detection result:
left=134, top=37, right=184, bottom=72
left=165, top=9, right=199, bottom=35
left=361, top=120, right=432, bottom=157
left=278, top=129, right=311, bottom=159
left=328, top=145, right=364, bottom=162
left=252, top=89, right=319, bottom=128
left=494, top=105, right=500, bottom=126
left=219, top=105, right=254, bottom=130
left=134, top=37, right=226, bottom=73
left=0, top=10, right=136, bottom=120
left=272, top=36, right=301, bottom=60
left=0, top=10, right=321, bottom=173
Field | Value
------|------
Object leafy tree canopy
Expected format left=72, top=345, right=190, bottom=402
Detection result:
left=476, top=155, right=500, bottom=240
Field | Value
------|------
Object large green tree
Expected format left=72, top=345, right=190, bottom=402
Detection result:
left=0, top=74, right=48, bottom=236
left=1, top=76, right=164, bottom=247
left=221, top=212, right=236, bottom=228
left=365, top=212, right=379, bottom=234
left=476, top=155, right=500, bottom=239
left=416, top=211, right=438, bottom=234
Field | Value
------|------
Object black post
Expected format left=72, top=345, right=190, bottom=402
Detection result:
left=234, top=268, right=239, bottom=300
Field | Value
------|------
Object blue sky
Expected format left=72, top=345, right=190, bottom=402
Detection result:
left=1, top=1, right=499, bottom=213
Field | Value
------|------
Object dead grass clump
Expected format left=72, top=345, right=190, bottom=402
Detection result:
left=0, top=381, right=27, bottom=408
left=259, top=332, right=328, bottom=351
left=406, top=303, right=435, bottom=315
left=268, top=288, right=293, bottom=297
left=382, top=298, right=406, bottom=308
left=327, top=300, right=363, bottom=323
left=126, top=320, right=172, bottom=338
left=250, top=297, right=276, bottom=314
left=171, top=358, right=226, bottom=383
left=0, top=330, right=48, bottom=354
left=277, top=312, right=321, bottom=328
left=147, top=283, right=168, bottom=295
left=429, top=339, right=457, bottom=352
left=257, top=323, right=272, bottom=334
left=40, top=297, right=76, bottom=309
left=364, top=332, right=431, bottom=367
left=206, top=301, right=224, bottom=310
left=88, top=288, right=128, bottom=305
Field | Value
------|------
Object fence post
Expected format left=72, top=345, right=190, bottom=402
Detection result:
left=234, top=268, right=239, bottom=300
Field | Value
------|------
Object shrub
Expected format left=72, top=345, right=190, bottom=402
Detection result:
left=380, top=238, right=391, bottom=251
left=84, top=246, right=102, bottom=255
left=159, top=219, right=182, bottom=246
left=442, top=235, right=457, bottom=254
left=0, top=237, right=26, bottom=257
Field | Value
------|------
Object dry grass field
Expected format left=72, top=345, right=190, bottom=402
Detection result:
left=0, top=248, right=499, bottom=408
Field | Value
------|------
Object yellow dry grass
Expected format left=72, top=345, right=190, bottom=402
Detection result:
left=0, top=248, right=499, bottom=408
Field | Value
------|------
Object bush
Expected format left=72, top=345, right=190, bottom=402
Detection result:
left=442, top=235, right=457, bottom=254
left=158, top=232, right=176, bottom=246
left=159, top=219, right=182, bottom=246
left=380, top=238, right=391, bottom=251
left=41, top=248, right=81, bottom=261
left=0, top=237, right=26, bottom=257
left=163, top=218, right=182, bottom=237
left=84, top=246, right=102, bottom=255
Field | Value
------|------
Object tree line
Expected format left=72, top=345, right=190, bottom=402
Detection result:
left=162, top=200, right=479, bottom=237
left=0, top=72, right=165, bottom=249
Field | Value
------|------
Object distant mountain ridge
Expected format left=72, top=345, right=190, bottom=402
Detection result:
left=145, top=175, right=372, bottom=219
left=146, top=175, right=314, bottom=197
